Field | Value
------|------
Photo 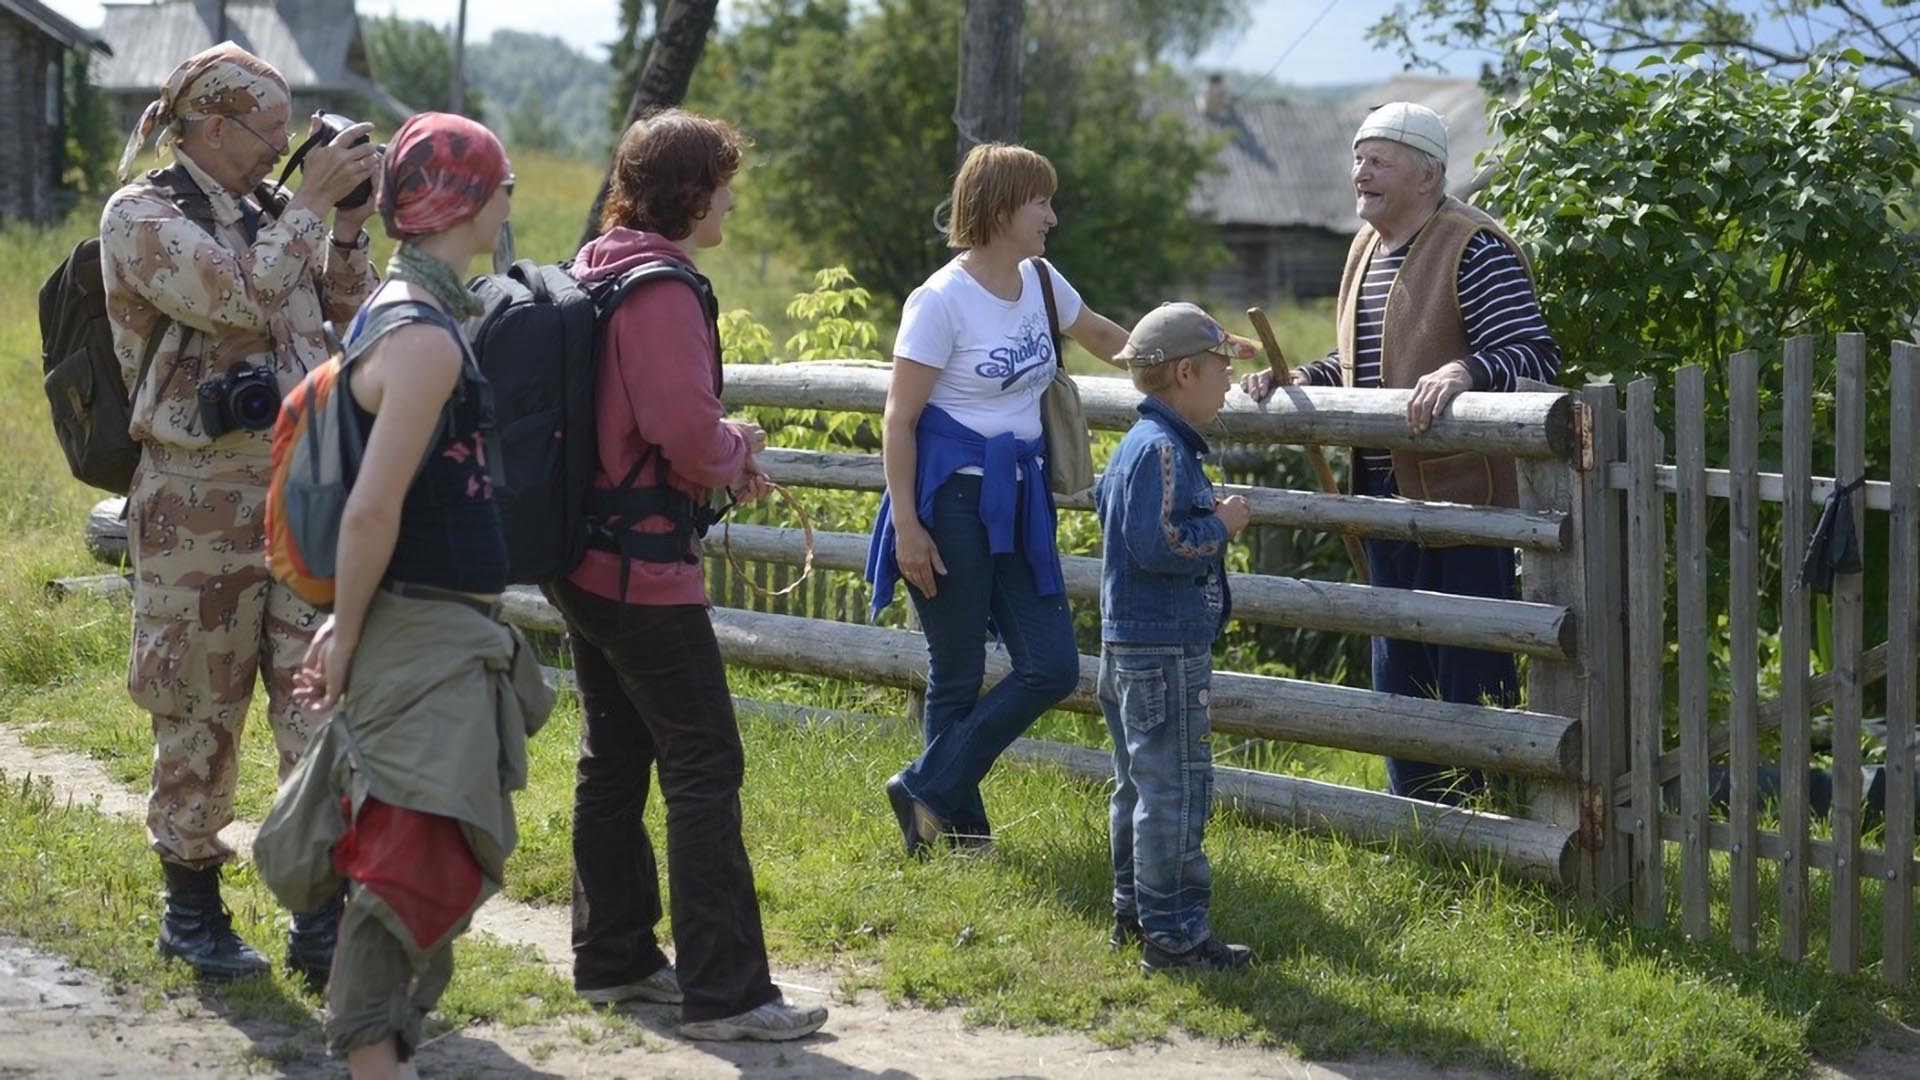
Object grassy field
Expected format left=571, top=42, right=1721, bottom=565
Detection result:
left=2, top=151, right=1918, bottom=1078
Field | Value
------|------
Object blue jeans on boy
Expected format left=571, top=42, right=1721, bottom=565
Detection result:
left=1099, top=642, right=1214, bottom=955
left=899, top=474, right=1079, bottom=833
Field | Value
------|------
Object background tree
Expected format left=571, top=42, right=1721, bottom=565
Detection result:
left=607, top=0, right=672, bottom=130
left=61, top=45, right=117, bottom=193
left=1484, top=29, right=1920, bottom=394
left=469, top=30, right=614, bottom=157
left=688, top=0, right=1235, bottom=318
left=1372, top=1, right=1920, bottom=103
left=362, top=15, right=486, bottom=118
left=582, top=0, right=722, bottom=245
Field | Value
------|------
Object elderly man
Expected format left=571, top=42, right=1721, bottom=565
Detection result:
left=1244, top=102, right=1562, bottom=804
left=101, top=41, right=379, bottom=981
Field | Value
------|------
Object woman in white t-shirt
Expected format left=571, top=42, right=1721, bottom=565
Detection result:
left=864, top=143, right=1130, bottom=856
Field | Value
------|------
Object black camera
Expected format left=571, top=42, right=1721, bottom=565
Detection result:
left=277, top=112, right=376, bottom=210
left=198, top=362, right=282, bottom=437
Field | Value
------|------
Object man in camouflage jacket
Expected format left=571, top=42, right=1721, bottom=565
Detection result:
left=100, top=40, right=380, bottom=983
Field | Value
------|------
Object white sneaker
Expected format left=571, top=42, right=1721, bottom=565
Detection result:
left=681, top=997, right=829, bottom=1042
left=578, top=964, right=683, bottom=1005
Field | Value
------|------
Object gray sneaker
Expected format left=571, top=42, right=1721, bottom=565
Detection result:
left=681, top=997, right=829, bottom=1042
left=578, top=964, right=683, bottom=1005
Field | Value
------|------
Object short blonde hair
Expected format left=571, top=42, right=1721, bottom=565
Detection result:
left=1129, top=359, right=1183, bottom=395
left=946, top=143, right=1057, bottom=249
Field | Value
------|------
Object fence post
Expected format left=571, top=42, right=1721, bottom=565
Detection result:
left=1517, top=411, right=1593, bottom=895
left=1578, top=384, right=1631, bottom=905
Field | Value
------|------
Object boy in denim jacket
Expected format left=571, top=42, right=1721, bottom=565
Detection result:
left=1096, top=302, right=1257, bottom=973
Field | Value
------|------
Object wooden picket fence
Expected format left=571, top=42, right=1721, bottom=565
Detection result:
left=1593, top=335, right=1920, bottom=980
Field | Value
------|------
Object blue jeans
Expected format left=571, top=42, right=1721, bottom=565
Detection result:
left=900, top=474, right=1079, bottom=832
left=1099, top=642, right=1215, bottom=955
left=1356, top=464, right=1518, bottom=804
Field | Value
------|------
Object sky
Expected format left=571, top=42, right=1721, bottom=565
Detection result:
left=38, top=1, right=1481, bottom=87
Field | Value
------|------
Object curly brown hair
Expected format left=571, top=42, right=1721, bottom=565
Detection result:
left=599, top=109, right=750, bottom=239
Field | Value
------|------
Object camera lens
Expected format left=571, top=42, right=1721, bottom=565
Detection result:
left=230, top=378, right=281, bottom=431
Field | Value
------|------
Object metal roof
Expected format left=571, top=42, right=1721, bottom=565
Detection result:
left=1, top=0, right=111, bottom=52
left=93, top=0, right=369, bottom=93
left=1189, top=74, right=1498, bottom=234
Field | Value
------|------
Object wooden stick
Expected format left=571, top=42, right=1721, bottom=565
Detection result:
left=1247, top=307, right=1370, bottom=584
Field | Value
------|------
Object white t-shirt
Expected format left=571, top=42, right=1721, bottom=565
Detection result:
left=893, top=257, right=1086, bottom=444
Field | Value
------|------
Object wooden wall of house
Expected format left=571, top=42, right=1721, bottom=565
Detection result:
left=1203, top=225, right=1354, bottom=304
left=0, top=15, right=64, bottom=225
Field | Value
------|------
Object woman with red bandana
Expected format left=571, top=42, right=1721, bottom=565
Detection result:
left=284, top=112, right=553, bottom=1079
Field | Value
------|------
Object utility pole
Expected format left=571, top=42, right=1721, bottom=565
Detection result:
left=450, top=0, right=469, bottom=115
left=953, top=0, right=1023, bottom=166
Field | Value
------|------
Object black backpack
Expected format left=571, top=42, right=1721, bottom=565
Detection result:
left=39, top=164, right=284, bottom=493
left=463, top=257, right=720, bottom=584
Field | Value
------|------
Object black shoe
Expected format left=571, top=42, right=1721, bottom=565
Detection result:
left=285, top=884, right=345, bottom=991
left=157, top=861, right=270, bottom=981
left=884, top=774, right=944, bottom=858
left=1140, top=936, right=1255, bottom=974
left=1109, top=914, right=1144, bottom=950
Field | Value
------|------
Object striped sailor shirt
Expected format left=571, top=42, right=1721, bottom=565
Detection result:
left=1297, top=229, right=1561, bottom=476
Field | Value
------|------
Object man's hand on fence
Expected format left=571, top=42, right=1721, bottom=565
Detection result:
left=894, top=521, right=947, bottom=598
left=1407, top=361, right=1474, bottom=435
left=1239, top=368, right=1315, bottom=403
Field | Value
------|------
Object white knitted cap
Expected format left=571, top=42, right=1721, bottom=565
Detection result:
left=1353, top=101, right=1449, bottom=162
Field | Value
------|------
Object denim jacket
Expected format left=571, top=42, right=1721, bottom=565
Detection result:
left=1096, top=396, right=1233, bottom=645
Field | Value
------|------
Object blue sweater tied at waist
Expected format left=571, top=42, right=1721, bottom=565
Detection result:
left=864, top=405, right=1064, bottom=618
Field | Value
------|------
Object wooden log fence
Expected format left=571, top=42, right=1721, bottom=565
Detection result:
left=58, top=342, right=1920, bottom=982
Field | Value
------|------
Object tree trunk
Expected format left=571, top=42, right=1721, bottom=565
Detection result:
left=581, top=0, right=721, bottom=247
left=953, top=0, right=1023, bottom=167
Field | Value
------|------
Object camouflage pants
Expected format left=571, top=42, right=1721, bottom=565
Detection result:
left=128, top=442, right=322, bottom=869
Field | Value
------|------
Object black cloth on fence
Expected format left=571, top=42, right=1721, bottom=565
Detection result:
left=1797, top=475, right=1867, bottom=595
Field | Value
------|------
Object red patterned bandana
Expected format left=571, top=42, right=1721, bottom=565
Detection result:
left=378, top=112, right=510, bottom=240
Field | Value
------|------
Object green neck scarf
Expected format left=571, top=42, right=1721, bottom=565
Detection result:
left=386, top=243, right=483, bottom=319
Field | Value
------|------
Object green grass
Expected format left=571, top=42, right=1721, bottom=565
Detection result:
left=4, top=152, right=1919, bottom=1078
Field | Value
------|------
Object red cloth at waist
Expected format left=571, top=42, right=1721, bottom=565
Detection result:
left=333, top=796, right=483, bottom=950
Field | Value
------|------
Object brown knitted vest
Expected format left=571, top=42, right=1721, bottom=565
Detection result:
left=1336, top=196, right=1535, bottom=508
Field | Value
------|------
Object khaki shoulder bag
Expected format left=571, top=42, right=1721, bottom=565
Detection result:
left=1030, top=258, right=1094, bottom=498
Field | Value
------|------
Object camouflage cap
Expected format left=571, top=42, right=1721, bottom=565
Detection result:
left=118, top=41, right=290, bottom=182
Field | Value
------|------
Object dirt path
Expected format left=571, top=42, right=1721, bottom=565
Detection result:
left=0, top=724, right=1468, bottom=1079
left=5, top=725, right=1918, bottom=1079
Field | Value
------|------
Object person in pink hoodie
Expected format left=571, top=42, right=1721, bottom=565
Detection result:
left=547, top=109, right=828, bottom=1043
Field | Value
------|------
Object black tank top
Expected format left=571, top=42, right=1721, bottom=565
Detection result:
left=345, top=299, right=508, bottom=595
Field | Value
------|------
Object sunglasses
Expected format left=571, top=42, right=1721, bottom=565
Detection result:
left=500, top=173, right=516, bottom=198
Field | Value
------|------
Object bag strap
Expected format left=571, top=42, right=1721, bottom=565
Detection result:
left=588, top=260, right=724, bottom=397
left=330, top=300, right=475, bottom=475
left=129, top=163, right=283, bottom=407
left=1029, top=256, right=1063, bottom=364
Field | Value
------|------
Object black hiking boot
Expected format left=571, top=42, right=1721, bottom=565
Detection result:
left=1140, top=935, right=1255, bottom=975
left=157, top=860, right=270, bottom=981
left=285, top=884, right=345, bottom=991
left=1110, top=914, right=1144, bottom=950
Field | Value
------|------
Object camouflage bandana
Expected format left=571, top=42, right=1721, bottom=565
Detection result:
left=117, top=41, right=290, bottom=182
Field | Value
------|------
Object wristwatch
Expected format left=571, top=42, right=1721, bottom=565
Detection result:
left=328, top=229, right=368, bottom=253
